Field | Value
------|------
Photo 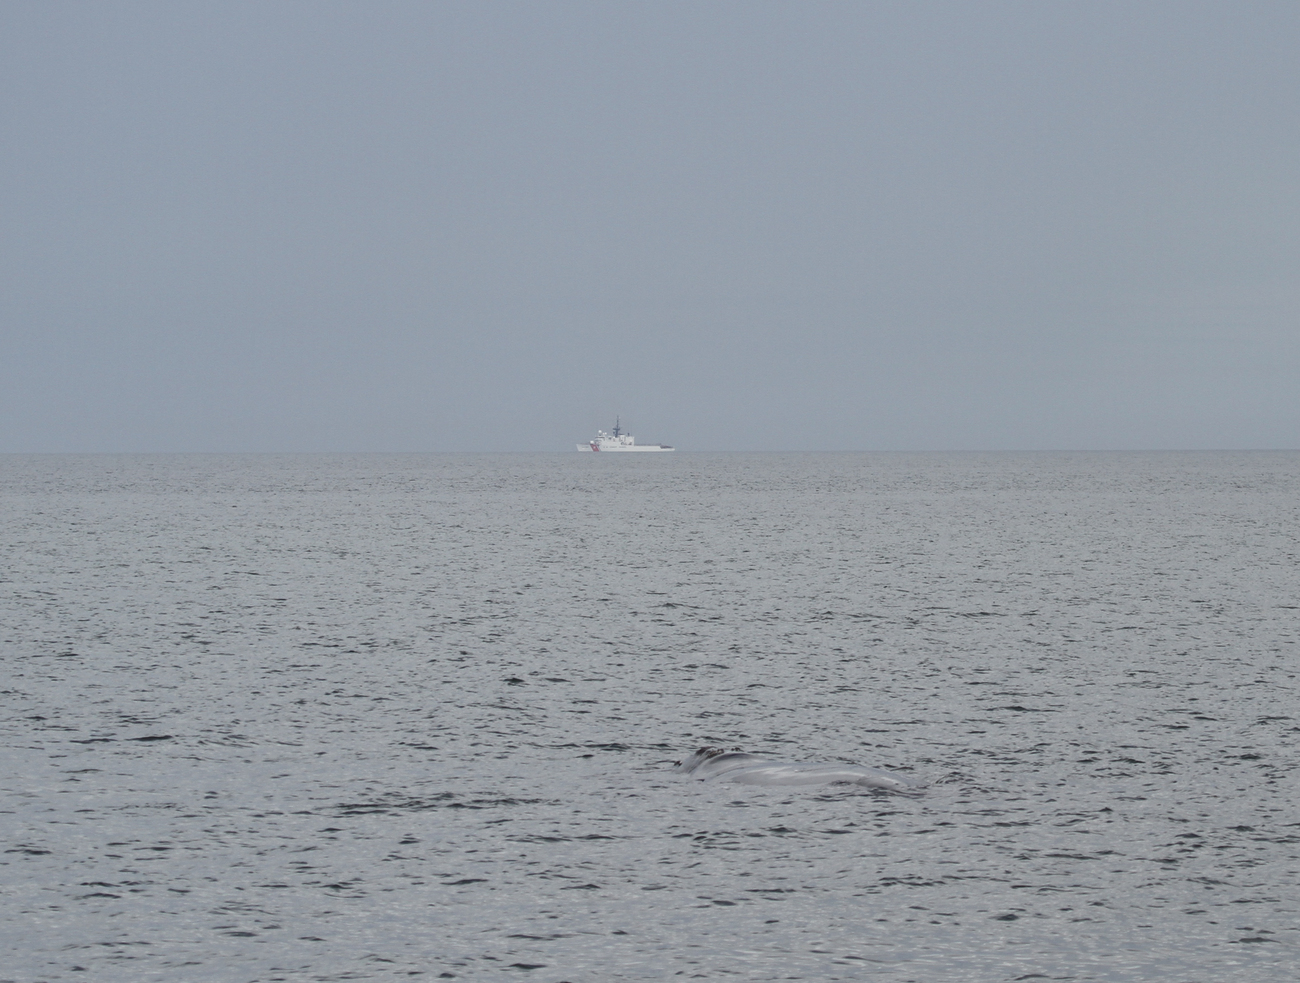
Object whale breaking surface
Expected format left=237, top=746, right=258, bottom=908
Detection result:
left=674, top=747, right=922, bottom=794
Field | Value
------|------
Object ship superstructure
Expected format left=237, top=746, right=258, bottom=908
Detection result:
left=577, top=418, right=674, bottom=452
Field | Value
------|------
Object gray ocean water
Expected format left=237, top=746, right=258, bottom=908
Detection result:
left=2, top=452, right=1298, bottom=983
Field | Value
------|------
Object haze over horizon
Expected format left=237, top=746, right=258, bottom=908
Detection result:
left=3, top=1, right=1298, bottom=453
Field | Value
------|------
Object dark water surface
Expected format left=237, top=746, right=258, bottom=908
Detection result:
left=2, top=452, right=1298, bottom=982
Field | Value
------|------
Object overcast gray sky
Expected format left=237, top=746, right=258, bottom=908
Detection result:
left=3, top=1, right=1297, bottom=452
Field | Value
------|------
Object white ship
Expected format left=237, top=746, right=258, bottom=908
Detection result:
left=577, top=418, right=674, bottom=452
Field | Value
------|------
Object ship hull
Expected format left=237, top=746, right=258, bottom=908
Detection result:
left=578, top=443, right=674, bottom=452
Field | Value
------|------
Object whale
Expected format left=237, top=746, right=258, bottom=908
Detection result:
left=674, top=747, right=922, bottom=795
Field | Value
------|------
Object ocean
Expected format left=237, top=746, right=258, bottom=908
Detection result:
left=2, top=452, right=1297, bottom=982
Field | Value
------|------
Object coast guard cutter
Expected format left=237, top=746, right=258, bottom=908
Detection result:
left=578, top=418, right=674, bottom=452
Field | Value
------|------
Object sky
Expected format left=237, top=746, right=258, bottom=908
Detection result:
left=2, top=1, right=1298, bottom=452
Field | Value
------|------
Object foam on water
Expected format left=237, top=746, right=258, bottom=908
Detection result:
left=2, top=452, right=1298, bottom=981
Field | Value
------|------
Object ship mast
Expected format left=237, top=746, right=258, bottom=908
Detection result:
left=613, top=416, right=621, bottom=438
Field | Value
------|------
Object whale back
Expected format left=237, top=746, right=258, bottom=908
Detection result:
left=673, top=746, right=922, bottom=794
